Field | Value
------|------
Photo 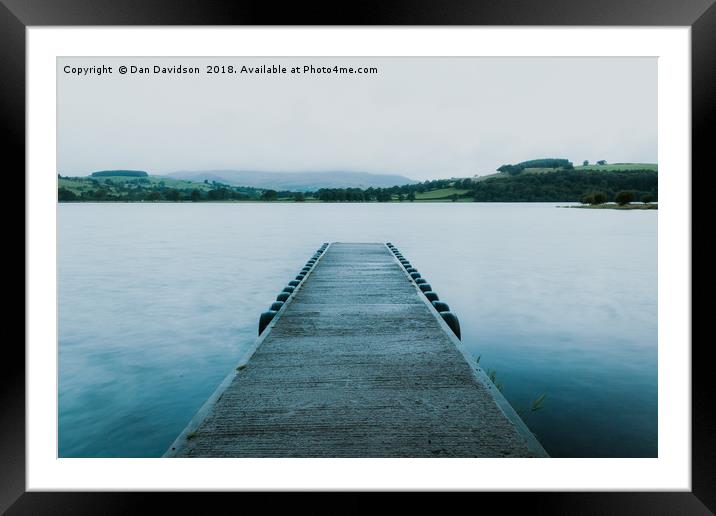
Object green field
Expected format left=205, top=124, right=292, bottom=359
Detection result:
left=574, top=163, right=657, bottom=172
left=59, top=175, right=216, bottom=195
left=475, top=163, right=657, bottom=182
left=414, top=187, right=470, bottom=200
left=506, top=163, right=658, bottom=175
left=149, top=176, right=216, bottom=190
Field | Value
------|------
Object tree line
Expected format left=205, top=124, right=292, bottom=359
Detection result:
left=57, top=176, right=269, bottom=202
left=58, top=186, right=256, bottom=202
left=311, top=169, right=656, bottom=203
left=497, top=158, right=574, bottom=175
left=90, top=170, right=148, bottom=178
left=315, top=178, right=467, bottom=202
left=581, top=191, right=654, bottom=205
left=470, top=169, right=656, bottom=202
left=58, top=169, right=657, bottom=203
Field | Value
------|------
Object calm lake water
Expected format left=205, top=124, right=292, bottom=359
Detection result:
left=58, top=203, right=657, bottom=458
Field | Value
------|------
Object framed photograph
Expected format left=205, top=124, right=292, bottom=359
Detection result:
left=8, top=0, right=709, bottom=511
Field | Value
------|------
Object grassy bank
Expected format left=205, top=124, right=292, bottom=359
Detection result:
left=58, top=160, right=658, bottom=203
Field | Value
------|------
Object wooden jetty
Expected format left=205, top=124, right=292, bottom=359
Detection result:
left=165, top=243, right=547, bottom=458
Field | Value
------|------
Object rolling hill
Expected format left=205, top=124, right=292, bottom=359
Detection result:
left=165, top=170, right=418, bottom=191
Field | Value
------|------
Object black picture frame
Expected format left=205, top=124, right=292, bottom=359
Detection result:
left=5, top=0, right=710, bottom=512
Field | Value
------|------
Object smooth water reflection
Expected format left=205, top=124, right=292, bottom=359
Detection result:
left=58, top=203, right=656, bottom=457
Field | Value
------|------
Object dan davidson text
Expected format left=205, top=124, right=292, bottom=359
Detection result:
left=62, top=63, right=379, bottom=76
left=122, top=64, right=379, bottom=75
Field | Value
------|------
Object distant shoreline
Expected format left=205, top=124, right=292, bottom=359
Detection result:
left=57, top=200, right=656, bottom=206
left=59, top=162, right=658, bottom=204
left=561, top=203, right=658, bottom=210
left=55, top=200, right=535, bottom=204
left=55, top=199, right=586, bottom=204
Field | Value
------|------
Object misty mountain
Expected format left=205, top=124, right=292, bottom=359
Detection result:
left=165, top=170, right=418, bottom=191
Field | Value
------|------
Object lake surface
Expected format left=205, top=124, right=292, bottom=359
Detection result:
left=58, top=203, right=657, bottom=458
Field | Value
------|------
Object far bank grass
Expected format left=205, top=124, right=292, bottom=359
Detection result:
left=414, top=187, right=470, bottom=200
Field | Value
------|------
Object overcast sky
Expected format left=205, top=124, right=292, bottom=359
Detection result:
left=58, top=57, right=656, bottom=180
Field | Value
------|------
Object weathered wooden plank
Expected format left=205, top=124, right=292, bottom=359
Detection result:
left=166, top=243, right=547, bottom=457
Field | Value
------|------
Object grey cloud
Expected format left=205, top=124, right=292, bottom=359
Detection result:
left=58, top=57, right=656, bottom=180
